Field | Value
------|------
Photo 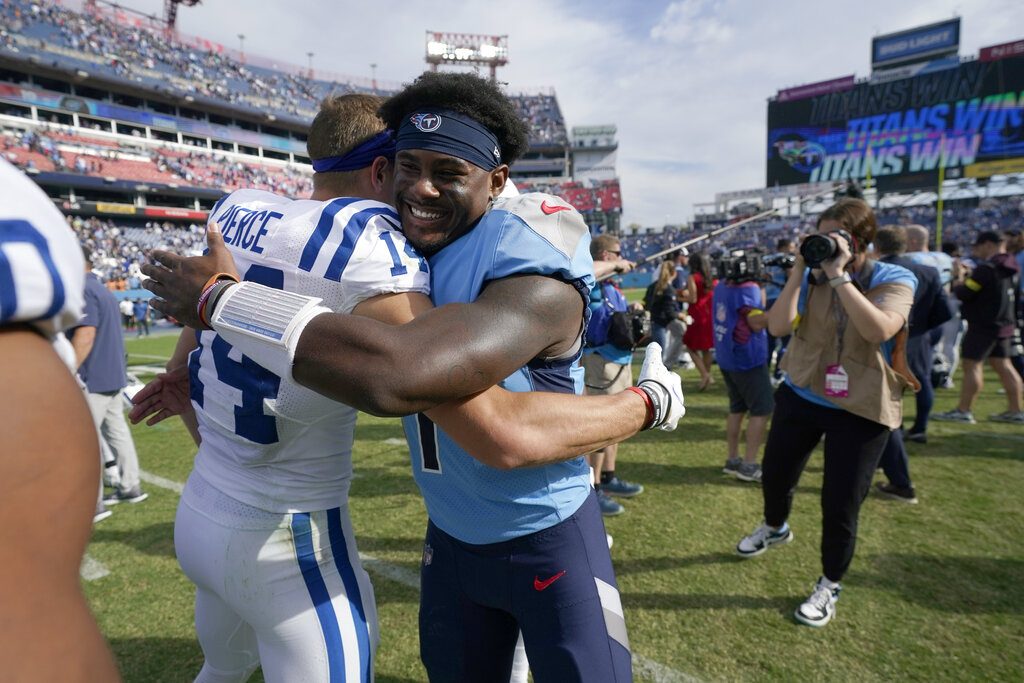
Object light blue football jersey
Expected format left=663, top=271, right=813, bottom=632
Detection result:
left=402, top=193, right=596, bottom=544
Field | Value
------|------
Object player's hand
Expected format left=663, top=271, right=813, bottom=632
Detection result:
left=636, top=342, right=685, bottom=431
left=142, top=221, right=237, bottom=328
left=128, top=364, right=193, bottom=426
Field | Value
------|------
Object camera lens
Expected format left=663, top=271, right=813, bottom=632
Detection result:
left=800, top=234, right=836, bottom=267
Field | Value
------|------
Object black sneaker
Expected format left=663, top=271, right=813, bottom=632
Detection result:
left=103, top=486, right=148, bottom=505
left=722, top=456, right=743, bottom=474
left=904, top=431, right=927, bottom=444
left=875, top=481, right=918, bottom=504
left=734, top=462, right=762, bottom=483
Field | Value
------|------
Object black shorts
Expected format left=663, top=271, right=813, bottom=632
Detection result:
left=961, top=326, right=1011, bottom=361
left=418, top=491, right=631, bottom=682
left=721, top=364, right=775, bottom=416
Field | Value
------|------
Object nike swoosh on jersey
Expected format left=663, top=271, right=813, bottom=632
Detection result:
left=540, top=201, right=570, bottom=214
left=533, top=570, right=567, bottom=591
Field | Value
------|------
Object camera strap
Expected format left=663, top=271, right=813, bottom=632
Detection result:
left=829, top=258, right=876, bottom=358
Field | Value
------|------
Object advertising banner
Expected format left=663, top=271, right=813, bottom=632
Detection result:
left=766, top=54, right=1024, bottom=191
left=871, top=19, right=960, bottom=70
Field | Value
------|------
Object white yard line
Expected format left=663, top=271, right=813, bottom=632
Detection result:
left=80, top=553, right=110, bottom=581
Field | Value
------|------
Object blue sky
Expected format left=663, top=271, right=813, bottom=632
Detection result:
left=116, top=0, right=1024, bottom=228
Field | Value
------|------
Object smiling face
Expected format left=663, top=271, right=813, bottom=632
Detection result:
left=392, top=148, right=507, bottom=255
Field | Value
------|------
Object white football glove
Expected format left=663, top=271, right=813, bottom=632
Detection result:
left=636, top=343, right=685, bottom=431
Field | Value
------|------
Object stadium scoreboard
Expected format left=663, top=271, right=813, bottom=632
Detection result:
left=766, top=23, right=1024, bottom=194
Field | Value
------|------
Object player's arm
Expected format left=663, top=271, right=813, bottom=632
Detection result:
left=293, top=273, right=582, bottom=414
left=127, top=328, right=201, bottom=445
left=69, top=323, right=96, bottom=369
left=0, top=328, right=120, bottom=681
left=144, top=225, right=680, bottom=420
left=350, top=292, right=682, bottom=468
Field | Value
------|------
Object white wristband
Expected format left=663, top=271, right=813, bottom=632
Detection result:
left=829, top=273, right=852, bottom=288
left=209, top=282, right=331, bottom=380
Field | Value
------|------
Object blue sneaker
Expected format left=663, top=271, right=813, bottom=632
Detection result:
left=600, top=476, right=644, bottom=498
left=597, top=490, right=624, bottom=516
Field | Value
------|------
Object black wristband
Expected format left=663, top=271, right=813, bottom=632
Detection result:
left=636, top=379, right=667, bottom=430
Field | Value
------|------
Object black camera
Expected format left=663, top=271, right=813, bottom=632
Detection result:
left=715, top=249, right=764, bottom=284
left=800, top=229, right=852, bottom=268
left=762, top=253, right=796, bottom=269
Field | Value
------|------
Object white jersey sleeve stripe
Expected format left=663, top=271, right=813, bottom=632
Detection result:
left=0, top=219, right=66, bottom=325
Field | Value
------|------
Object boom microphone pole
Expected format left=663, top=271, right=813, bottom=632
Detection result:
left=597, top=182, right=846, bottom=282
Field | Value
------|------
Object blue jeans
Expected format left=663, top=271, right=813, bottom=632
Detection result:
left=906, top=334, right=934, bottom=434
left=650, top=323, right=669, bottom=358
left=879, top=428, right=913, bottom=489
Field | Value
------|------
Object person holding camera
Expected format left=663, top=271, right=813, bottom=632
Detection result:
left=584, top=234, right=646, bottom=516
left=711, top=263, right=772, bottom=483
left=735, top=197, right=917, bottom=628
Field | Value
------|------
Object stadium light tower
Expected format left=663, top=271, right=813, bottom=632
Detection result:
left=425, top=32, right=508, bottom=81
left=164, top=0, right=201, bottom=33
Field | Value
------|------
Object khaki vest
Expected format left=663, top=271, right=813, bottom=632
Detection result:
left=780, top=273, right=914, bottom=429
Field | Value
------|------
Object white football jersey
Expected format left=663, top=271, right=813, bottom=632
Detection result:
left=0, top=158, right=85, bottom=336
left=190, top=189, right=430, bottom=512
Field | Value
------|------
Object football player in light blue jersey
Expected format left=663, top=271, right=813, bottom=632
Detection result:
left=140, top=84, right=683, bottom=683
left=144, top=73, right=684, bottom=682
left=0, top=157, right=121, bottom=681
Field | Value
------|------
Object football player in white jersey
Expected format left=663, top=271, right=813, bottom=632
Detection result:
left=132, top=95, right=681, bottom=683
left=0, top=157, right=121, bottom=681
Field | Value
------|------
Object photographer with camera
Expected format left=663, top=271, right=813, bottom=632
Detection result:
left=712, top=253, right=772, bottom=483
left=735, top=197, right=918, bottom=628
left=584, top=234, right=647, bottom=516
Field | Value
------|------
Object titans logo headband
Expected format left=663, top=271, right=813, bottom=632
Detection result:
left=311, top=131, right=396, bottom=173
left=396, top=110, right=502, bottom=171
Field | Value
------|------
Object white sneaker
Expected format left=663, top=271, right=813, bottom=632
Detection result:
left=794, top=577, right=841, bottom=627
left=736, top=522, right=793, bottom=558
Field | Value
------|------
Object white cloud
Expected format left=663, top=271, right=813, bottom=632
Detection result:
left=650, top=0, right=734, bottom=46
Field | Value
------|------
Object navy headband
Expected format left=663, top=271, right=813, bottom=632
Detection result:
left=311, top=130, right=396, bottom=173
left=396, top=110, right=502, bottom=171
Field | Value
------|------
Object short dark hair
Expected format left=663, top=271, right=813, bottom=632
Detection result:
left=776, top=238, right=793, bottom=250
left=974, top=230, right=1004, bottom=246
left=875, top=225, right=907, bottom=256
left=378, top=72, right=530, bottom=165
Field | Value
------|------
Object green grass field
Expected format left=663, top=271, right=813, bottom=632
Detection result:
left=88, top=328, right=1024, bottom=682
